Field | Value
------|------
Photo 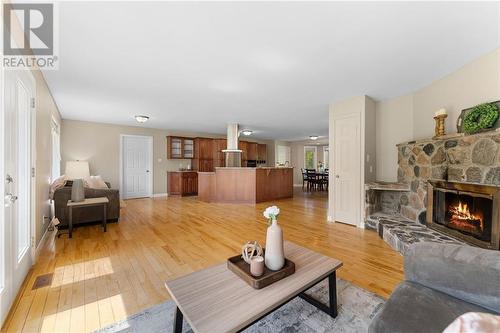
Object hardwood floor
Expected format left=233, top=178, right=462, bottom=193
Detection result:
left=2, top=189, right=403, bottom=333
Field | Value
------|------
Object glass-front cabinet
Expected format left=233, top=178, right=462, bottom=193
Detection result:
left=167, top=136, right=195, bottom=159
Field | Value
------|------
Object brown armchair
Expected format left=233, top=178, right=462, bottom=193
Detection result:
left=53, top=182, right=120, bottom=228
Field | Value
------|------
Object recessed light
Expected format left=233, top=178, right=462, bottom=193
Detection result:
left=135, top=115, right=149, bottom=123
left=241, top=130, right=253, bottom=136
left=309, top=135, right=319, bottom=140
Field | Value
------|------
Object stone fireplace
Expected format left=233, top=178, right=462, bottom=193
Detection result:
left=397, top=130, right=500, bottom=225
left=365, top=129, right=500, bottom=254
left=427, top=180, right=500, bottom=250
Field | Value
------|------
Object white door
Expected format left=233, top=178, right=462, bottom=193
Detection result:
left=122, top=135, right=153, bottom=199
left=333, top=113, right=360, bottom=226
left=1, top=70, right=36, bottom=325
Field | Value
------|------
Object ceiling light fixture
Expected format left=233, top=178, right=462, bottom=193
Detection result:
left=309, top=135, right=319, bottom=140
left=135, top=115, right=149, bottom=123
left=241, top=130, right=253, bottom=136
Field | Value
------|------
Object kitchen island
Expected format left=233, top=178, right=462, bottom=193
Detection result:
left=198, top=167, right=293, bottom=203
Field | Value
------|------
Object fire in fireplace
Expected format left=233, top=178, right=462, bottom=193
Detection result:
left=427, top=181, right=499, bottom=250
left=445, top=195, right=491, bottom=241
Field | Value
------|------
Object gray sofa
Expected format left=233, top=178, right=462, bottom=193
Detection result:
left=369, top=243, right=500, bottom=333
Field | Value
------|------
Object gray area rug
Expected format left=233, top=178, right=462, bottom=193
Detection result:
left=95, top=278, right=385, bottom=333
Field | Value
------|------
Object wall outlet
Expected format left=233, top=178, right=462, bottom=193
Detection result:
left=369, top=165, right=373, bottom=173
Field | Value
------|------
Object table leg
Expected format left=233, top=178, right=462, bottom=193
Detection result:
left=329, top=271, right=338, bottom=317
left=173, top=306, right=183, bottom=333
left=298, top=271, right=337, bottom=318
left=103, top=203, right=107, bottom=232
left=69, top=206, right=73, bottom=238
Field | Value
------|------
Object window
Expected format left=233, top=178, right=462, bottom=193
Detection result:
left=304, top=146, right=317, bottom=170
left=276, top=145, right=291, bottom=166
left=323, top=146, right=329, bottom=169
left=51, top=119, right=61, bottom=181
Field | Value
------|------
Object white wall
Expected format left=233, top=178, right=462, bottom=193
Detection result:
left=328, top=95, right=375, bottom=227
left=61, top=120, right=274, bottom=195
left=376, top=48, right=500, bottom=182
left=375, top=94, right=414, bottom=181
left=364, top=96, right=376, bottom=182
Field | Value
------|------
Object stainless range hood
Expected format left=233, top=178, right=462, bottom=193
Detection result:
left=222, top=123, right=242, bottom=167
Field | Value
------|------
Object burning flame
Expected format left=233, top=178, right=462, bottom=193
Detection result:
left=449, top=201, right=483, bottom=231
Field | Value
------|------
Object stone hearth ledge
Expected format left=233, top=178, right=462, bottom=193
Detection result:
left=366, top=212, right=462, bottom=255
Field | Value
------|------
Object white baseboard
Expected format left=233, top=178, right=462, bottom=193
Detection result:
left=293, top=184, right=303, bottom=187
left=35, top=226, right=53, bottom=262
left=152, top=193, right=168, bottom=198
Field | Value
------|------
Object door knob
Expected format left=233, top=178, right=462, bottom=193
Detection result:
left=335, top=175, right=340, bottom=178
left=6, top=174, right=13, bottom=183
left=146, top=170, right=150, bottom=173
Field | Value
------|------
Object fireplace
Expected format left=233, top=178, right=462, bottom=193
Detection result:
left=427, top=181, right=500, bottom=250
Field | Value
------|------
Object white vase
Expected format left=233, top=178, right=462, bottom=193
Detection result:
left=265, top=218, right=285, bottom=270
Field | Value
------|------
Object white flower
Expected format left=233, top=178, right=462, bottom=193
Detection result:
left=263, top=206, right=280, bottom=220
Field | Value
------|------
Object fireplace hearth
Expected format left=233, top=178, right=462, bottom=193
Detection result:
left=427, top=181, right=500, bottom=250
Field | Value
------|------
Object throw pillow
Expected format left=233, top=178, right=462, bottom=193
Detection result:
left=49, top=175, right=68, bottom=199
left=443, top=312, right=500, bottom=333
left=84, top=175, right=109, bottom=189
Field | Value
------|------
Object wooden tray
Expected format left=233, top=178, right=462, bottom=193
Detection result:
left=227, top=254, right=295, bottom=289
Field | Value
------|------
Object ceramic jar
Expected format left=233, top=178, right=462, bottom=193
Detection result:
left=71, top=179, right=85, bottom=202
left=265, top=218, right=285, bottom=270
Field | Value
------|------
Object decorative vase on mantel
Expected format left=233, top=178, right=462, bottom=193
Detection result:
left=265, top=217, right=285, bottom=271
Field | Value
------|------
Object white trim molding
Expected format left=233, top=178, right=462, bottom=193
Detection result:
left=152, top=193, right=168, bottom=198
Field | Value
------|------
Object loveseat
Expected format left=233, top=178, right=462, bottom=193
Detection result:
left=369, top=243, right=500, bottom=333
left=53, top=182, right=120, bottom=228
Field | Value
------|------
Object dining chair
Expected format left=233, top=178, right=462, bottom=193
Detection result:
left=301, top=168, right=309, bottom=190
left=305, top=169, right=317, bottom=191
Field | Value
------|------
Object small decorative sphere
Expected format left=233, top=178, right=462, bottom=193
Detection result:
left=241, top=241, right=263, bottom=264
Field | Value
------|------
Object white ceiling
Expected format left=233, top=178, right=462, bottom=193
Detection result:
left=42, top=1, right=500, bottom=141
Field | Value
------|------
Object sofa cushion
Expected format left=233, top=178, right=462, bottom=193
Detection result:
left=368, top=282, right=496, bottom=333
left=84, top=175, right=109, bottom=189
left=405, top=243, right=500, bottom=312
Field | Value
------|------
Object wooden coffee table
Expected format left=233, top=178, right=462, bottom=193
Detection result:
left=165, top=241, right=343, bottom=333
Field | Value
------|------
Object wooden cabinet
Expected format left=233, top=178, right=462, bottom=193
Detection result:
left=213, top=139, right=227, bottom=168
left=195, top=138, right=214, bottom=160
left=257, top=144, right=267, bottom=163
left=194, top=138, right=215, bottom=172
left=197, top=159, right=214, bottom=172
left=247, top=142, right=258, bottom=161
left=239, top=141, right=248, bottom=162
left=167, top=136, right=194, bottom=159
left=167, top=171, right=198, bottom=196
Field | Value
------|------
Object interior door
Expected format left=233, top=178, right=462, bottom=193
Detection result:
left=333, top=113, right=360, bottom=226
left=1, top=70, right=35, bottom=325
left=122, top=135, right=152, bottom=199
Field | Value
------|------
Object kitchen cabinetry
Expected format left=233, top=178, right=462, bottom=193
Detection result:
left=239, top=141, right=248, bottom=162
left=167, top=136, right=195, bottom=159
left=247, top=142, right=258, bottom=161
left=167, top=171, right=198, bottom=196
left=213, top=139, right=227, bottom=167
left=257, top=144, right=267, bottom=163
left=194, top=138, right=215, bottom=172
left=168, top=136, right=266, bottom=169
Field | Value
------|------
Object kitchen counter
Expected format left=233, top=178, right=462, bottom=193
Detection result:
left=198, top=167, right=293, bottom=203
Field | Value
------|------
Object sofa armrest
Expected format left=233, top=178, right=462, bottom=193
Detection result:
left=405, top=243, right=500, bottom=313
